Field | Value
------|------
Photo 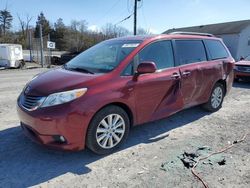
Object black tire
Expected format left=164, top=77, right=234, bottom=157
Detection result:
left=18, top=61, right=26, bottom=69
left=202, top=83, right=225, bottom=112
left=86, top=105, right=130, bottom=155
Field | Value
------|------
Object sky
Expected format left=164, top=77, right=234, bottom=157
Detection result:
left=1, top=0, right=250, bottom=34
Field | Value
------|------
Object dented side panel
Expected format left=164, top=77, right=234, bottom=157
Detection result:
left=134, top=67, right=184, bottom=124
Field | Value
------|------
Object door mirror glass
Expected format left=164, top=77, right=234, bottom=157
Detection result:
left=137, top=61, right=157, bottom=74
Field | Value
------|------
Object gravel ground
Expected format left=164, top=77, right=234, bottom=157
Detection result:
left=0, top=68, right=249, bottom=188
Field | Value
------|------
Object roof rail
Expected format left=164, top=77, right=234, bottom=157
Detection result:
left=170, top=31, right=215, bottom=37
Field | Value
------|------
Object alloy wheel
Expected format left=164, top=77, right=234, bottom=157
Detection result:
left=211, top=86, right=223, bottom=109
left=96, top=114, right=125, bottom=149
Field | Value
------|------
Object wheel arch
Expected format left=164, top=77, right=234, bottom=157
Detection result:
left=90, top=102, right=135, bottom=128
left=216, top=79, right=227, bottom=95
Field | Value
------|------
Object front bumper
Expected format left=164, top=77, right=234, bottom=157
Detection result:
left=234, top=70, right=250, bottom=80
left=17, top=102, right=89, bottom=151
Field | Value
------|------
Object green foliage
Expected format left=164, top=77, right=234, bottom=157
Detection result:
left=0, top=9, right=13, bottom=37
left=0, top=9, right=151, bottom=52
left=50, top=18, right=67, bottom=50
left=34, top=12, right=51, bottom=38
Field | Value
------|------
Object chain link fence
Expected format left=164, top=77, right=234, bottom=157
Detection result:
left=24, top=36, right=65, bottom=66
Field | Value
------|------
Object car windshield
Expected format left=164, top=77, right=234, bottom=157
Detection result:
left=65, top=40, right=142, bottom=73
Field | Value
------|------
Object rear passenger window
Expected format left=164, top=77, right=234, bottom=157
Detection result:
left=204, top=40, right=229, bottom=60
left=138, top=40, right=174, bottom=70
left=176, top=40, right=207, bottom=65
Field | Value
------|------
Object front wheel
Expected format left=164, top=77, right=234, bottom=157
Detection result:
left=202, top=83, right=225, bottom=112
left=86, top=105, right=130, bottom=155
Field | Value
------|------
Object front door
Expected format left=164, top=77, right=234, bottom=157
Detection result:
left=133, top=40, right=184, bottom=124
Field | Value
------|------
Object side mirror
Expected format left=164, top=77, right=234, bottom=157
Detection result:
left=137, top=61, right=157, bottom=74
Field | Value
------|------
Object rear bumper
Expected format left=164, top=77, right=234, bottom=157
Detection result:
left=17, top=103, right=89, bottom=151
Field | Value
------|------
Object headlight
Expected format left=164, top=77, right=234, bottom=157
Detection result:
left=40, top=88, right=87, bottom=108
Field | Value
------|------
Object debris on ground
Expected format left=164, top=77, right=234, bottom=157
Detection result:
left=160, top=160, right=176, bottom=172
left=178, top=146, right=212, bottom=169
left=148, top=133, right=169, bottom=142
left=191, top=134, right=247, bottom=188
left=160, top=134, right=247, bottom=188
left=217, top=158, right=226, bottom=166
left=137, top=171, right=145, bottom=175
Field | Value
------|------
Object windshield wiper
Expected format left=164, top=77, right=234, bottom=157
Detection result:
left=63, top=65, right=94, bottom=74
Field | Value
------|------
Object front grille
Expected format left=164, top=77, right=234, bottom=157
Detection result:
left=237, top=65, right=250, bottom=72
left=19, top=93, right=45, bottom=111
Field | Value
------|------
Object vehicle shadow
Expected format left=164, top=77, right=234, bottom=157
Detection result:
left=0, top=106, right=209, bottom=187
left=233, top=81, right=250, bottom=89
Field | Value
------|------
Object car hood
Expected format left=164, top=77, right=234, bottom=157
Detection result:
left=235, top=61, right=250, bottom=66
left=25, top=68, right=100, bottom=96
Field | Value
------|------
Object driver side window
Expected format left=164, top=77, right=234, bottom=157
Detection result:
left=121, top=40, right=175, bottom=76
left=137, top=40, right=174, bottom=70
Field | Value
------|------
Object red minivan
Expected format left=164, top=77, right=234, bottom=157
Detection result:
left=17, top=33, right=234, bottom=154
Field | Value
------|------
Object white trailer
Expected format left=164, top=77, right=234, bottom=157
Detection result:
left=0, top=44, right=24, bottom=68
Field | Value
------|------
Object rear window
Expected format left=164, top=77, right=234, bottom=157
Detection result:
left=175, top=40, right=207, bottom=65
left=204, top=40, right=229, bottom=60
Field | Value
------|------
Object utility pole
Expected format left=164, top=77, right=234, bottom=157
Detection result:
left=133, top=0, right=138, bottom=35
left=48, top=33, right=51, bottom=67
left=39, top=24, right=44, bottom=67
left=28, top=29, right=33, bottom=62
left=134, top=0, right=141, bottom=35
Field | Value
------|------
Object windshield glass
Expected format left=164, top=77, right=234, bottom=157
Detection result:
left=65, top=40, right=142, bottom=73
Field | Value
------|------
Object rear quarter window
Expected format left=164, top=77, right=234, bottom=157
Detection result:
left=204, top=40, right=229, bottom=60
left=175, top=40, right=207, bottom=65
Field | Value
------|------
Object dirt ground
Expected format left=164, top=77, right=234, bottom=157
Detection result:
left=0, top=68, right=249, bottom=188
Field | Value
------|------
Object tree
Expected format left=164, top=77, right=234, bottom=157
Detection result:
left=34, top=12, right=51, bottom=38
left=116, top=26, right=130, bottom=37
left=137, top=27, right=151, bottom=35
left=0, top=9, right=13, bottom=36
left=17, top=14, right=32, bottom=48
left=101, top=23, right=130, bottom=38
left=50, top=18, right=67, bottom=50
left=65, top=20, right=88, bottom=52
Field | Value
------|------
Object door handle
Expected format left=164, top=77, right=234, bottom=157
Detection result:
left=182, top=71, right=191, bottom=77
left=171, top=72, right=181, bottom=79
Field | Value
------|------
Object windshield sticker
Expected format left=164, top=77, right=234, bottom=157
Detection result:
left=122, top=43, right=140, bottom=48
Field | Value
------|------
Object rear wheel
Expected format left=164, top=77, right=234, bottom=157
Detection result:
left=202, top=83, right=225, bottom=112
left=18, top=61, right=26, bottom=69
left=86, top=105, right=130, bottom=155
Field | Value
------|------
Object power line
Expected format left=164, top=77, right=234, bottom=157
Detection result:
left=116, top=0, right=142, bottom=34
left=138, top=0, right=143, bottom=9
left=127, top=0, right=133, bottom=13
left=141, top=0, right=148, bottom=30
left=94, top=0, right=122, bottom=24
left=115, top=13, right=133, bottom=26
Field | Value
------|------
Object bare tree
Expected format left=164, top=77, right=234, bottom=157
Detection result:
left=137, top=27, right=151, bottom=35
left=101, top=23, right=130, bottom=38
left=17, top=13, right=32, bottom=46
left=65, top=20, right=88, bottom=52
